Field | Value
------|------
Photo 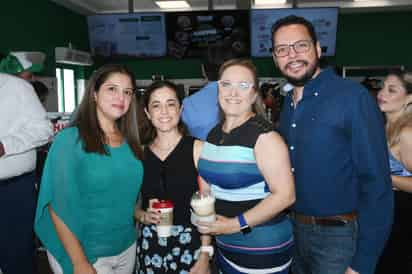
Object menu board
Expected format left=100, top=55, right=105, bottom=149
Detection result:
left=87, top=13, right=167, bottom=58
left=166, top=10, right=250, bottom=58
left=251, top=8, right=339, bottom=57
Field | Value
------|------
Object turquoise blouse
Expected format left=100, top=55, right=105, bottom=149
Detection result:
left=35, top=127, right=143, bottom=274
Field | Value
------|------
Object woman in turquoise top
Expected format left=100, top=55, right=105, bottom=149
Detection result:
left=375, top=71, right=412, bottom=274
left=35, top=64, right=144, bottom=274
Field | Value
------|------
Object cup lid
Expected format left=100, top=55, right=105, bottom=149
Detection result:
left=152, top=200, right=174, bottom=209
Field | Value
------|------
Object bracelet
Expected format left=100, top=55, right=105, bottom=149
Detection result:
left=200, top=245, right=214, bottom=258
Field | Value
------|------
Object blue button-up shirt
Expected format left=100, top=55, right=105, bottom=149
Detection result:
left=182, top=81, right=219, bottom=141
left=279, top=68, right=393, bottom=274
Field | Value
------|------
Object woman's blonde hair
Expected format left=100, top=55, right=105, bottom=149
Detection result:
left=386, top=71, right=412, bottom=147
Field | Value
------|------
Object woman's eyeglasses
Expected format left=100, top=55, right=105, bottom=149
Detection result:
left=218, top=80, right=255, bottom=92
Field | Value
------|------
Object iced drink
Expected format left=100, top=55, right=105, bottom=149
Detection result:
left=190, top=191, right=216, bottom=222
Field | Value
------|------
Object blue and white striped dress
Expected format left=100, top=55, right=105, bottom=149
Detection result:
left=198, top=115, right=293, bottom=274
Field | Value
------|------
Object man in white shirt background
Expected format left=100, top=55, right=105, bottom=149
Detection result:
left=0, top=52, right=52, bottom=274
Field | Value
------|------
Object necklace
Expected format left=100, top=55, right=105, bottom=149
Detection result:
left=152, top=136, right=182, bottom=152
left=219, top=132, right=228, bottom=145
left=153, top=143, right=175, bottom=151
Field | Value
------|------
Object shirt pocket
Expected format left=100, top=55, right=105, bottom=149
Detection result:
left=302, top=107, right=347, bottom=146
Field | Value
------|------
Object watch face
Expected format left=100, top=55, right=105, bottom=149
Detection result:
left=241, top=225, right=252, bottom=234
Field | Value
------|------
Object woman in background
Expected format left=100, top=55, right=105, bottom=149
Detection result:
left=375, top=71, right=412, bottom=274
left=197, top=59, right=295, bottom=274
left=135, top=80, right=211, bottom=274
left=35, top=64, right=143, bottom=274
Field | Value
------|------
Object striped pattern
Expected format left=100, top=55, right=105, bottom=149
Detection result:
left=198, top=116, right=293, bottom=274
left=216, top=218, right=294, bottom=274
left=218, top=253, right=292, bottom=274
left=198, top=142, right=269, bottom=201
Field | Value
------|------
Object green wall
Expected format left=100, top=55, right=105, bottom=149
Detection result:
left=1, top=3, right=411, bottom=79
left=335, top=11, right=411, bottom=67
left=0, top=0, right=89, bottom=76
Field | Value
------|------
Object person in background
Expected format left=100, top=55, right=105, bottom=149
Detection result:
left=197, top=59, right=295, bottom=273
left=361, top=77, right=381, bottom=98
left=35, top=64, right=144, bottom=274
left=0, top=66, right=52, bottom=273
left=182, top=42, right=240, bottom=140
left=260, top=82, right=284, bottom=127
left=375, top=71, right=412, bottom=274
left=135, top=80, right=211, bottom=274
left=272, top=15, right=393, bottom=274
left=31, top=80, right=50, bottom=107
left=0, top=51, right=46, bottom=81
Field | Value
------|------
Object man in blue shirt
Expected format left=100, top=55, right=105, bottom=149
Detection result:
left=182, top=81, right=219, bottom=140
left=182, top=42, right=238, bottom=140
left=272, top=15, right=393, bottom=274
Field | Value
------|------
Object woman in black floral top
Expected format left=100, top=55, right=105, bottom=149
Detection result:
left=135, top=80, right=211, bottom=274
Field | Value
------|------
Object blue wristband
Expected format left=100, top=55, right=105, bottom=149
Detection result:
left=237, top=214, right=251, bottom=234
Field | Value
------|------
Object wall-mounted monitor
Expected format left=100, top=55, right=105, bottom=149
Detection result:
left=166, top=10, right=250, bottom=58
left=87, top=13, right=167, bottom=58
left=251, top=8, right=338, bottom=57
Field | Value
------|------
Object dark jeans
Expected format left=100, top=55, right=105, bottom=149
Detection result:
left=0, top=172, right=37, bottom=274
left=291, top=219, right=357, bottom=274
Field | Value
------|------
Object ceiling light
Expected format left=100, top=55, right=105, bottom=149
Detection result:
left=155, top=1, right=190, bottom=9
left=254, top=0, right=287, bottom=5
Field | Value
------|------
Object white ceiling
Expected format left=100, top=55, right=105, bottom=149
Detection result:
left=50, top=0, right=412, bottom=14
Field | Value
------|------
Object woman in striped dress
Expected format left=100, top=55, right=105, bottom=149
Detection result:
left=195, top=59, right=295, bottom=274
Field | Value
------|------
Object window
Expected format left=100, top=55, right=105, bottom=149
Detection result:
left=56, top=68, right=76, bottom=112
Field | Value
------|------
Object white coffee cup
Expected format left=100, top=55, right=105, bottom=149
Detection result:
left=152, top=200, right=174, bottom=237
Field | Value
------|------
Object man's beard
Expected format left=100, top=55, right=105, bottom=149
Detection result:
left=282, top=58, right=320, bottom=87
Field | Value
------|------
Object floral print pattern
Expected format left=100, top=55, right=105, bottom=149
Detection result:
left=136, top=224, right=201, bottom=274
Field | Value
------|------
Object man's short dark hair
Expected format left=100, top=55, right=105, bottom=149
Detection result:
left=271, top=15, right=318, bottom=50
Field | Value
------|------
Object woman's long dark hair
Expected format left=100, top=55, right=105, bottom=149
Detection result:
left=139, top=80, right=187, bottom=145
left=72, top=64, right=143, bottom=159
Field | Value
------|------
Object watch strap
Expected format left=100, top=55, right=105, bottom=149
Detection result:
left=237, top=214, right=247, bottom=227
left=237, top=214, right=252, bottom=234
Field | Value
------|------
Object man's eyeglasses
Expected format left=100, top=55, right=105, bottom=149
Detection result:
left=273, top=40, right=313, bottom=57
left=218, top=80, right=255, bottom=92
left=104, top=85, right=135, bottom=98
